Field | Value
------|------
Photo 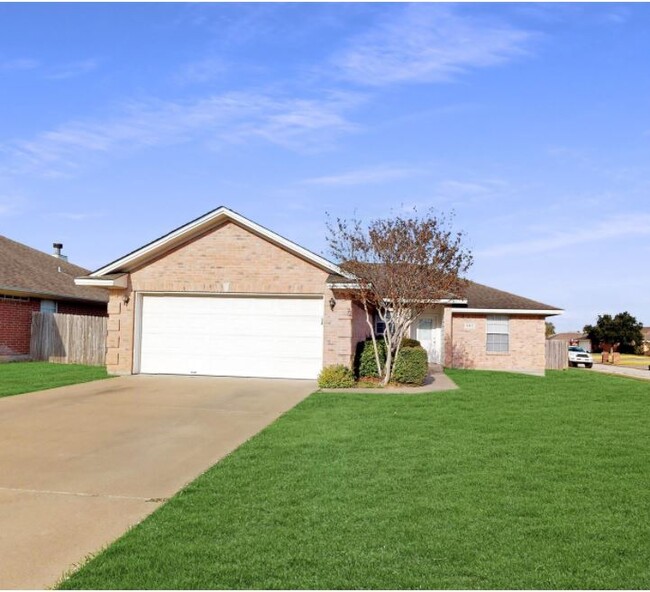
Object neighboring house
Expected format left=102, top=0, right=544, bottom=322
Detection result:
left=549, top=332, right=592, bottom=351
left=76, top=207, right=562, bottom=378
left=0, top=236, right=109, bottom=358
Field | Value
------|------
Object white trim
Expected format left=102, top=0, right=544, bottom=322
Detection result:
left=325, top=283, right=468, bottom=305
left=75, top=276, right=128, bottom=288
left=326, top=282, right=365, bottom=290
left=451, top=308, right=563, bottom=315
left=129, top=290, right=324, bottom=299
left=133, top=292, right=144, bottom=374
left=90, top=207, right=343, bottom=277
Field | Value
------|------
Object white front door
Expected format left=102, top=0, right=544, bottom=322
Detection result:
left=415, top=316, right=442, bottom=364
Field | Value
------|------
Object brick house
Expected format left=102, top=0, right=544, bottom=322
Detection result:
left=0, top=236, right=108, bottom=358
left=76, top=207, right=562, bottom=378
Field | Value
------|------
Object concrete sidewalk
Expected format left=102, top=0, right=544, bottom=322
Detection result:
left=0, top=375, right=314, bottom=589
left=590, top=363, right=650, bottom=381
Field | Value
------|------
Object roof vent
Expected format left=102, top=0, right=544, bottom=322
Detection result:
left=52, top=242, right=68, bottom=262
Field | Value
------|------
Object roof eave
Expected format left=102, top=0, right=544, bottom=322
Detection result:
left=0, top=285, right=108, bottom=303
left=451, top=308, right=564, bottom=316
left=75, top=275, right=128, bottom=288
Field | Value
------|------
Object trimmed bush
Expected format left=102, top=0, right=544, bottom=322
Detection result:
left=356, top=339, right=387, bottom=378
left=392, top=346, right=429, bottom=385
left=355, top=337, right=425, bottom=379
left=317, top=364, right=356, bottom=388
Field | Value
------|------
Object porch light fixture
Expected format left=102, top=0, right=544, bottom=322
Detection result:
left=122, top=294, right=130, bottom=305
left=329, top=297, right=336, bottom=311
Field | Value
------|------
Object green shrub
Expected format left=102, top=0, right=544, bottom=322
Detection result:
left=317, top=364, right=356, bottom=388
left=392, top=346, right=429, bottom=385
left=355, top=337, right=423, bottom=378
left=356, top=339, right=386, bottom=378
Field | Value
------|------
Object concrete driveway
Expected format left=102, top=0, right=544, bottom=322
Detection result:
left=0, top=375, right=315, bottom=589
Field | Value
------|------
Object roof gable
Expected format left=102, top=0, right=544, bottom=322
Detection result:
left=88, top=206, right=342, bottom=277
left=0, top=236, right=108, bottom=303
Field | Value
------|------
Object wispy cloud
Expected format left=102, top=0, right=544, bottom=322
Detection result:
left=0, top=58, right=39, bottom=72
left=300, top=164, right=423, bottom=186
left=46, top=59, right=98, bottom=80
left=0, top=195, right=27, bottom=216
left=479, top=213, right=650, bottom=258
left=1, top=90, right=364, bottom=176
left=331, top=5, right=535, bottom=86
left=174, top=57, right=228, bottom=85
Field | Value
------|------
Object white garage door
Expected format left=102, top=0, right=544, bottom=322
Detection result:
left=138, top=296, right=323, bottom=379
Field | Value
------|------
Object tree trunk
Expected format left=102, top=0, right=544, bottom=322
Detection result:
left=363, top=301, right=383, bottom=378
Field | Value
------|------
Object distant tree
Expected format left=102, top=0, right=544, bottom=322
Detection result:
left=327, top=209, right=473, bottom=386
left=583, top=311, right=644, bottom=354
left=545, top=321, right=556, bottom=338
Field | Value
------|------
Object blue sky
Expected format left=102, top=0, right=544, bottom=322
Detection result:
left=1, top=3, right=648, bottom=331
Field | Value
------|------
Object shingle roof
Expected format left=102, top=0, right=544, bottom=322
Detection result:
left=0, top=236, right=108, bottom=303
left=327, top=274, right=560, bottom=311
left=550, top=332, right=588, bottom=341
left=462, top=281, right=559, bottom=311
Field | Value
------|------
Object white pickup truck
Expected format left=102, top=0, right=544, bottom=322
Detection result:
left=568, top=346, right=593, bottom=368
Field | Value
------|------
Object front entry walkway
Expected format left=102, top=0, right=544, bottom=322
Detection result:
left=0, top=375, right=315, bottom=589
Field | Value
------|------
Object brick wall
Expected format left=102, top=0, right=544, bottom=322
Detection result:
left=0, top=298, right=39, bottom=355
left=0, top=297, right=107, bottom=357
left=105, top=221, right=355, bottom=374
left=447, top=313, right=546, bottom=374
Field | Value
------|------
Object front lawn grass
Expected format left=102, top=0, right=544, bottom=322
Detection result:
left=60, top=370, right=650, bottom=589
left=0, top=361, right=109, bottom=398
left=610, top=353, right=650, bottom=368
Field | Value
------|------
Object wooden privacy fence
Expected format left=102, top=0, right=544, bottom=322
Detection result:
left=546, top=339, right=568, bottom=370
left=30, top=312, right=107, bottom=366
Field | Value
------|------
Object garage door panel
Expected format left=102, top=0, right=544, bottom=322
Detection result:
left=139, top=296, right=323, bottom=379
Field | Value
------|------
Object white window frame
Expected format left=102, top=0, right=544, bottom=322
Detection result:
left=486, top=314, right=509, bottom=353
left=40, top=299, right=58, bottom=313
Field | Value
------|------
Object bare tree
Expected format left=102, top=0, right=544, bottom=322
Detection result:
left=327, top=209, right=473, bottom=386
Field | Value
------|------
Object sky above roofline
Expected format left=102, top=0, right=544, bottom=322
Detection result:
left=0, top=3, right=648, bottom=331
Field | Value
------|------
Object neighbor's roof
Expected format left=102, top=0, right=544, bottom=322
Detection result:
left=549, top=332, right=588, bottom=341
left=0, top=235, right=108, bottom=303
left=642, top=327, right=650, bottom=341
left=327, top=274, right=561, bottom=313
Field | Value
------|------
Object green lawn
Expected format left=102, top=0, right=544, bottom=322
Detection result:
left=60, top=370, right=650, bottom=589
left=0, top=361, right=109, bottom=398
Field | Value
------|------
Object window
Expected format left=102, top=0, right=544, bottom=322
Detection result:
left=374, top=311, right=391, bottom=336
left=40, top=300, right=58, bottom=313
left=486, top=315, right=509, bottom=352
left=0, top=294, right=29, bottom=302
